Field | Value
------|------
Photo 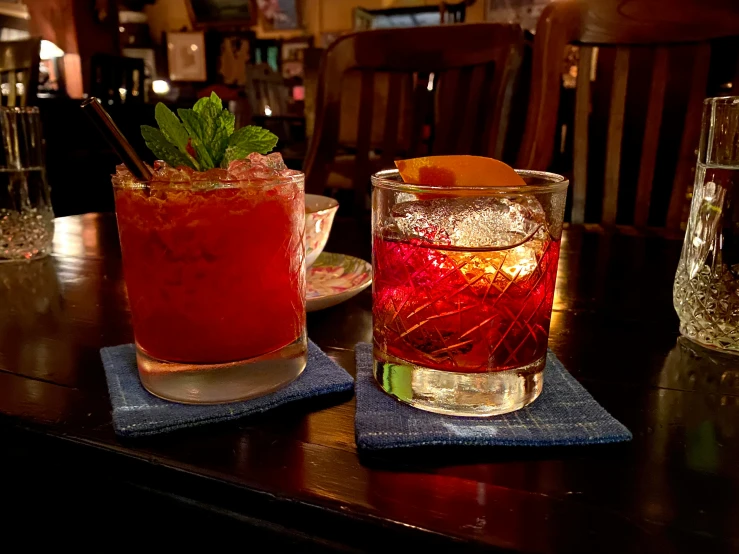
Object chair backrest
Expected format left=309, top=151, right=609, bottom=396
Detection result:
left=516, top=1, right=739, bottom=228
left=303, top=47, right=324, bottom=139
left=245, top=63, right=290, bottom=117
left=303, top=23, right=524, bottom=207
left=0, top=38, right=40, bottom=107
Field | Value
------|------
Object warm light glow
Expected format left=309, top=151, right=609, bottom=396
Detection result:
left=264, top=105, right=272, bottom=116
left=427, top=72, right=435, bottom=91
left=152, top=79, right=171, bottom=95
left=190, top=44, right=198, bottom=51
left=118, top=87, right=127, bottom=101
left=40, top=40, right=64, bottom=61
left=119, top=26, right=125, bottom=33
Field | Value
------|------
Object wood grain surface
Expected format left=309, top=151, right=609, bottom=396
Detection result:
left=1, top=214, right=738, bottom=552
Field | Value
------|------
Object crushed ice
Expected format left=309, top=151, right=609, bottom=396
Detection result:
left=112, top=152, right=299, bottom=189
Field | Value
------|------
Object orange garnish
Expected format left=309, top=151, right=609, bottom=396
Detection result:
left=395, top=155, right=526, bottom=188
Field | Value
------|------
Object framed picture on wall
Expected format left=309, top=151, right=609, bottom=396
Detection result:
left=257, top=0, right=302, bottom=31
left=281, top=35, right=313, bottom=79
left=185, top=0, right=258, bottom=28
left=353, top=8, right=373, bottom=30
left=206, top=31, right=255, bottom=86
left=122, top=47, right=157, bottom=99
left=122, top=48, right=157, bottom=78
left=485, top=0, right=551, bottom=32
left=167, top=32, right=207, bottom=82
left=252, top=39, right=281, bottom=73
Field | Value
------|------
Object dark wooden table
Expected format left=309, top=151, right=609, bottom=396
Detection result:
left=2, top=214, right=738, bottom=552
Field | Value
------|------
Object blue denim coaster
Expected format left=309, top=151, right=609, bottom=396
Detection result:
left=100, top=340, right=354, bottom=438
left=355, top=343, right=632, bottom=451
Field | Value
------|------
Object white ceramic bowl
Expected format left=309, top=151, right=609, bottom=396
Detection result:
left=305, top=194, right=339, bottom=267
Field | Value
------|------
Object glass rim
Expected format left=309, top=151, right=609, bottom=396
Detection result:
left=703, top=95, right=739, bottom=105
left=0, top=106, right=39, bottom=114
left=305, top=193, right=339, bottom=214
left=371, top=168, right=568, bottom=194
left=113, top=170, right=305, bottom=190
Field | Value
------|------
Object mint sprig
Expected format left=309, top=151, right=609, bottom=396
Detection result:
left=141, top=92, right=278, bottom=170
left=141, top=126, right=196, bottom=169
left=224, top=125, right=279, bottom=166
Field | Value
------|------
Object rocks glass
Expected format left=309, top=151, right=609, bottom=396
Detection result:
left=372, top=169, right=568, bottom=416
left=113, top=162, right=307, bottom=403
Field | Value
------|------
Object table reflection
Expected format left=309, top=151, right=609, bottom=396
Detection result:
left=0, top=257, right=73, bottom=417
left=0, top=257, right=63, bottom=333
left=648, top=337, right=739, bottom=539
left=659, top=337, right=739, bottom=398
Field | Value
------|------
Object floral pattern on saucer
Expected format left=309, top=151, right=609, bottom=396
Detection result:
left=306, top=252, right=372, bottom=312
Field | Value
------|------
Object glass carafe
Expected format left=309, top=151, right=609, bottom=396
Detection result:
left=0, top=107, right=54, bottom=261
left=674, top=96, right=739, bottom=353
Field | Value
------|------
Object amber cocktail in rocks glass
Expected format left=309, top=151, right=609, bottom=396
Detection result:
left=113, top=153, right=306, bottom=403
left=371, top=169, right=568, bottom=416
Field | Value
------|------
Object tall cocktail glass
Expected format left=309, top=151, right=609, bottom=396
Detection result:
left=113, top=160, right=306, bottom=403
left=372, top=169, right=568, bottom=416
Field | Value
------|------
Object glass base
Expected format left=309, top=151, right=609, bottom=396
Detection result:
left=680, top=331, right=739, bottom=356
left=137, top=334, right=307, bottom=404
left=373, top=347, right=544, bottom=417
left=0, top=250, right=50, bottom=263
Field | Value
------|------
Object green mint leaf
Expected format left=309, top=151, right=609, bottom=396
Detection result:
left=155, top=103, right=188, bottom=151
left=192, top=93, right=221, bottom=159
left=177, top=108, right=215, bottom=170
left=222, top=125, right=278, bottom=166
left=141, top=93, right=277, bottom=172
left=213, top=109, right=235, bottom=167
left=192, top=92, right=234, bottom=167
left=154, top=103, right=198, bottom=168
left=141, top=125, right=196, bottom=169
left=193, top=91, right=220, bottom=115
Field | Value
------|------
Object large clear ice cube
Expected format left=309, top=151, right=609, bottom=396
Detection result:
left=391, top=196, right=548, bottom=249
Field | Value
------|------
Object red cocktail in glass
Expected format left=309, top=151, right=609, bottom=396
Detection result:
left=372, top=168, right=568, bottom=416
left=113, top=155, right=306, bottom=403
left=373, top=236, right=560, bottom=372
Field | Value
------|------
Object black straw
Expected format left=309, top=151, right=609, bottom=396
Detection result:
left=81, top=97, right=152, bottom=181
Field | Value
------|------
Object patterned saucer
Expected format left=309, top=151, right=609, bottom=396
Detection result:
left=306, top=252, right=372, bottom=312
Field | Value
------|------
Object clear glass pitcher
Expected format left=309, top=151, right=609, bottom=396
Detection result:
left=674, top=96, right=739, bottom=353
left=0, top=107, right=54, bottom=261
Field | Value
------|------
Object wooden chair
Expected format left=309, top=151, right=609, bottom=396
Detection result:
left=0, top=38, right=40, bottom=107
left=246, top=62, right=303, bottom=145
left=303, top=24, right=524, bottom=210
left=516, top=1, right=739, bottom=229
left=303, top=47, right=324, bottom=140
left=245, top=63, right=290, bottom=118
